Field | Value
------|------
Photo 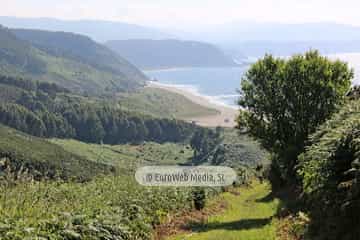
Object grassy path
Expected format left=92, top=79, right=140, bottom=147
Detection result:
left=169, top=183, right=280, bottom=240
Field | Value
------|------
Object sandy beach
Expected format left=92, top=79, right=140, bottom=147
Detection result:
left=148, top=81, right=238, bottom=128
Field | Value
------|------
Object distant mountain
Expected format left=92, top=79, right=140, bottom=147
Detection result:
left=226, top=40, right=360, bottom=58
left=106, top=39, right=238, bottom=70
left=0, top=16, right=174, bottom=42
left=181, top=22, right=360, bottom=43
left=12, top=29, right=147, bottom=82
left=171, top=22, right=360, bottom=58
left=0, top=26, right=147, bottom=94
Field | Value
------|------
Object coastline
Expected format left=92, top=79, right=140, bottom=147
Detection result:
left=142, top=64, right=245, bottom=73
left=147, top=81, right=238, bottom=128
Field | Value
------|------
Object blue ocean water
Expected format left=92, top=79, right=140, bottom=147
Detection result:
left=144, top=54, right=360, bottom=109
left=144, top=67, right=249, bottom=107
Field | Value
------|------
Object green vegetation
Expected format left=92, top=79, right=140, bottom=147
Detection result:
left=9, top=23, right=360, bottom=240
left=119, top=87, right=219, bottom=119
left=0, top=75, right=200, bottom=144
left=51, top=139, right=193, bottom=168
left=0, top=22, right=276, bottom=240
left=35, top=49, right=144, bottom=94
left=190, top=127, right=223, bottom=165
left=0, top=175, right=194, bottom=240
left=0, top=25, right=147, bottom=95
left=12, top=29, right=145, bottom=79
left=0, top=26, right=46, bottom=75
left=238, top=51, right=360, bottom=239
left=170, top=182, right=280, bottom=240
left=190, top=127, right=268, bottom=169
left=0, top=124, right=112, bottom=181
left=298, top=99, right=360, bottom=239
left=214, top=129, right=269, bottom=168
left=238, top=50, right=353, bottom=182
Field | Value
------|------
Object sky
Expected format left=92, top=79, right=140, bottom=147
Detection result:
left=2, top=0, right=360, bottom=28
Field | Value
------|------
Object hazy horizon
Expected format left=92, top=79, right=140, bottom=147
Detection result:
left=2, top=0, right=360, bottom=30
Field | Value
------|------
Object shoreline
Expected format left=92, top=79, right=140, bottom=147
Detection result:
left=147, top=81, right=238, bottom=128
left=142, top=65, right=245, bottom=73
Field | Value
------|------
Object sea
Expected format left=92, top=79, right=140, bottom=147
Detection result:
left=145, top=67, right=246, bottom=108
left=144, top=53, right=360, bottom=108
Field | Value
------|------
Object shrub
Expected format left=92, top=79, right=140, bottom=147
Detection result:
left=298, top=99, right=360, bottom=240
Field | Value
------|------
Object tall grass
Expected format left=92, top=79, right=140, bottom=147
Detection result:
left=0, top=172, right=194, bottom=239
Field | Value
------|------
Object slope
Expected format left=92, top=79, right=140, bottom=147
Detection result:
left=12, top=28, right=147, bottom=83
left=0, top=124, right=113, bottom=181
left=0, top=25, right=146, bottom=94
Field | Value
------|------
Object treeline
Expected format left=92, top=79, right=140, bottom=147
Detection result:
left=0, top=75, right=199, bottom=144
left=0, top=76, right=70, bottom=95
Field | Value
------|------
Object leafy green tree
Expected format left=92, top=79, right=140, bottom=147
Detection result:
left=238, top=50, right=353, bottom=182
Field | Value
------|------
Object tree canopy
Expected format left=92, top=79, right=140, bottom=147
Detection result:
left=0, top=75, right=199, bottom=145
left=238, top=50, right=353, bottom=181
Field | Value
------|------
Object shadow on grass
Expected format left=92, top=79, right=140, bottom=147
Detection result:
left=189, top=217, right=272, bottom=232
left=255, top=191, right=275, bottom=203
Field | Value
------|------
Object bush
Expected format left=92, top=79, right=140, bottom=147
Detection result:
left=298, top=99, right=360, bottom=240
left=193, top=188, right=206, bottom=210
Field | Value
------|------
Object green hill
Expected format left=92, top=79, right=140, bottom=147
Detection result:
left=0, top=25, right=46, bottom=74
left=0, top=124, right=113, bottom=181
left=51, top=139, right=193, bottom=168
left=12, top=29, right=147, bottom=82
left=0, top=75, right=199, bottom=144
left=0, top=25, right=147, bottom=94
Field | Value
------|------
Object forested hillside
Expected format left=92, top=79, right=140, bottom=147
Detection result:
left=0, top=25, right=46, bottom=74
left=12, top=29, right=147, bottom=82
left=0, top=75, right=199, bottom=144
left=0, top=25, right=147, bottom=94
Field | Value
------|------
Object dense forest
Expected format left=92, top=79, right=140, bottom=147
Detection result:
left=0, top=75, right=200, bottom=144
